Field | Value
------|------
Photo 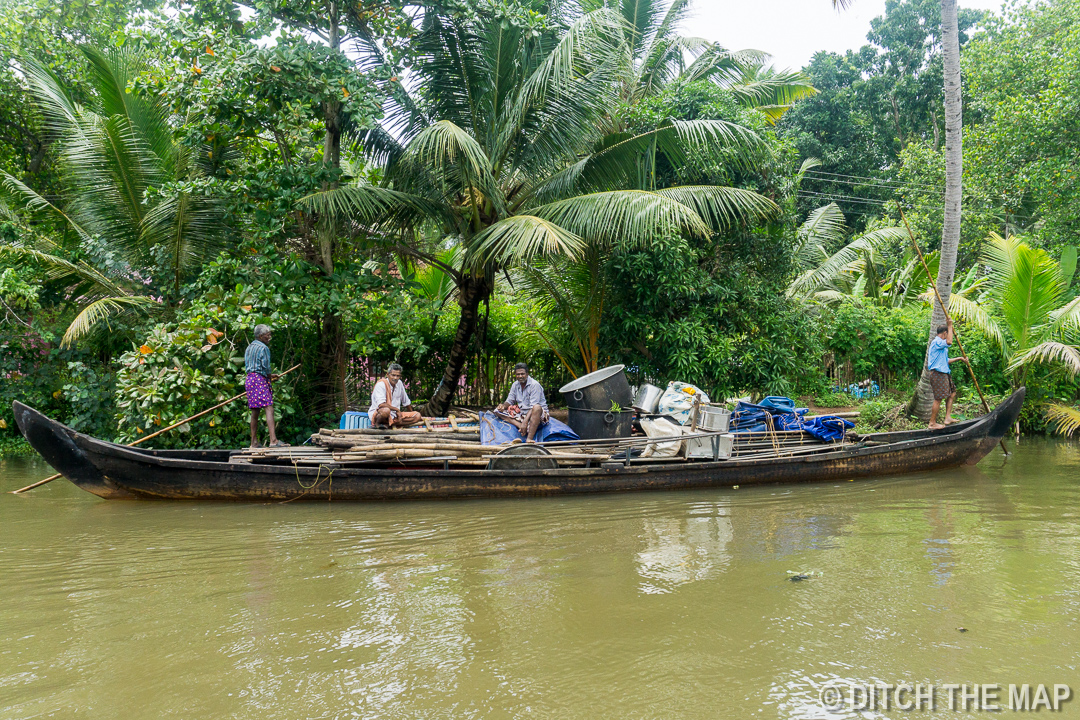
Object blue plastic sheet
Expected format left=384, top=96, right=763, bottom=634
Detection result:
left=479, top=411, right=580, bottom=445
left=801, top=415, right=855, bottom=442
left=730, top=400, right=807, bottom=433
left=731, top=396, right=851, bottom=442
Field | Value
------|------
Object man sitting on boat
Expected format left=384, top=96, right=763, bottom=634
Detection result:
left=927, top=319, right=968, bottom=429
left=495, top=363, right=549, bottom=442
left=369, top=363, right=422, bottom=428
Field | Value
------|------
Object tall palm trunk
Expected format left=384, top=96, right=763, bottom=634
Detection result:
left=913, top=0, right=963, bottom=419
left=428, top=272, right=491, bottom=415
left=314, top=0, right=348, bottom=413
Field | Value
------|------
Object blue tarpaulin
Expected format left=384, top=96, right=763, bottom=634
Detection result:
left=801, top=415, right=855, bottom=442
left=479, top=411, right=580, bottom=445
left=730, top=396, right=852, bottom=442
left=730, top=400, right=807, bottom=433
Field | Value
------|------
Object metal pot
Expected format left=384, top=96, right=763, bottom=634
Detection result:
left=558, top=365, right=633, bottom=410
left=566, top=407, right=634, bottom=440
left=631, top=383, right=664, bottom=414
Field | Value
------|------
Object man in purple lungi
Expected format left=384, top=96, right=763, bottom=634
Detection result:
left=245, top=324, right=286, bottom=447
left=495, top=362, right=549, bottom=442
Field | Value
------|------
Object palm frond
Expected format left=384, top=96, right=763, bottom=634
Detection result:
left=728, top=67, right=818, bottom=115
left=982, top=232, right=1066, bottom=351
left=402, top=120, right=504, bottom=214
left=532, top=189, right=711, bottom=248
left=795, top=202, right=845, bottom=268
left=1008, top=341, right=1080, bottom=375
left=653, top=185, right=778, bottom=230
left=787, top=226, right=907, bottom=297
left=1045, top=403, right=1080, bottom=436
left=527, top=118, right=766, bottom=202
left=0, top=244, right=130, bottom=296
left=469, top=214, right=585, bottom=265
left=0, top=171, right=95, bottom=243
left=298, top=184, right=455, bottom=232
left=61, top=295, right=160, bottom=348
left=948, top=293, right=1007, bottom=356
left=1044, top=293, right=1080, bottom=342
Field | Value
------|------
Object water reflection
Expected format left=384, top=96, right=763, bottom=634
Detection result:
left=3, top=440, right=1080, bottom=719
left=637, top=503, right=732, bottom=594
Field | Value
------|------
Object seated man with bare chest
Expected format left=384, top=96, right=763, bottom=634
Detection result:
left=369, top=363, right=422, bottom=428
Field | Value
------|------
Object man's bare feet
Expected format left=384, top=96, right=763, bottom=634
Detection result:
left=943, top=417, right=957, bottom=425
left=929, top=422, right=945, bottom=429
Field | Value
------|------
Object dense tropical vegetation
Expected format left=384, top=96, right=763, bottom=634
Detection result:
left=3, top=0, right=1080, bottom=451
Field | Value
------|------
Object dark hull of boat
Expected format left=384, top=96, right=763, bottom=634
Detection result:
left=13, top=389, right=1025, bottom=502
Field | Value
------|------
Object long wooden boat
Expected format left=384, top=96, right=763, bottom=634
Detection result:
left=12, top=389, right=1025, bottom=502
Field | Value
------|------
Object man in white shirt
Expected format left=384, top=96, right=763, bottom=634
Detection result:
left=495, top=362, right=549, bottom=442
left=369, top=363, right=422, bottom=428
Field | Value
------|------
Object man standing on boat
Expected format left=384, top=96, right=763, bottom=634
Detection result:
left=496, top=363, right=549, bottom=442
left=370, top=363, right=422, bottom=428
left=927, top=319, right=968, bottom=429
left=245, top=324, right=287, bottom=448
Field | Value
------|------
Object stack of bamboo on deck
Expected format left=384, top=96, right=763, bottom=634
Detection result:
left=230, top=427, right=610, bottom=467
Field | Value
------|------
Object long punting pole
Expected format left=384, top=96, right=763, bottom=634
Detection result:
left=899, top=210, right=1008, bottom=455
left=11, top=363, right=302, bottom=494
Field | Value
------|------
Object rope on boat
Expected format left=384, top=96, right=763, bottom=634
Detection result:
left=280, top=463, right=335, bottom=503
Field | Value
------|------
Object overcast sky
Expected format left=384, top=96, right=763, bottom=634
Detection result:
left=682, top=0, right=1007, bottom=72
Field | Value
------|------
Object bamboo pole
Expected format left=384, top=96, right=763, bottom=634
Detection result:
left=899, top=210, right=1008, bottom=455
left=11, top=363, right=302, bottom=494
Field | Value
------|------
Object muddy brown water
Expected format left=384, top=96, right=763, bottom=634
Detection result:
left=2, top=439, right=1080, bottom=719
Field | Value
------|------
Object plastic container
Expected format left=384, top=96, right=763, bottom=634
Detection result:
left=559, top=365, right=633, bottom=410
left=339, top=411, right=371, bottom=430
left=566, top=407, right=634, bottom=440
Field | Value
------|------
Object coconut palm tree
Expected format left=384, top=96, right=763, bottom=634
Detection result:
left=303, top=5, right=779, bottom=413
left=949, top=233, right=1080, bottom=429
left=595, top=0, right=816, bottom=123
left=786, top=206, right=909, bottom=301
left=826, top=0, right=965, bottom=418
left=0, top=46, right=227, bottom=347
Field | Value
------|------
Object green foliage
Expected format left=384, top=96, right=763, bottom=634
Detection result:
left=62, top=361, right=116, bottom=436
left=813, top=391, right=853, bottom=408
left=820, top=302, right=929, bottom=385
left=962, top=0, right=1080, bottom=250
left=114, top=287, right=297, bottom=447
left=601, top=232, right=823, bottom=399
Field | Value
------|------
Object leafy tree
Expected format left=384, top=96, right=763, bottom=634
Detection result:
left=0, top=0, right=159, bottom=189
left=0, top=46, right=228, bottom=346
left=961, top=0, right=1080, bottom=251
left=304, top=2, right=778, bottom=413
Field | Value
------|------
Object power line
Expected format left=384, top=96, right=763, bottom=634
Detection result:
left=803, top=169, right=945, bottom=194
left=801, top=171, right=1041, bottom=222
left=796, top=190, right=1040, bottom=224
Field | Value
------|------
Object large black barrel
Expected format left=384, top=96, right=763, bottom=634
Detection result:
left=558, top=365, right=633, bottom=410
left=566, top=407, right=634, bottom=440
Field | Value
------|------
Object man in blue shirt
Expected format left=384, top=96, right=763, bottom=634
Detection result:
left=496, top=362, right=549, bottom=442
left=926, top=319, right=968, bottom=429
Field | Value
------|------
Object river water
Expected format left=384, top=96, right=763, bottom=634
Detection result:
left=2, top=440, right=1079, bottom=719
